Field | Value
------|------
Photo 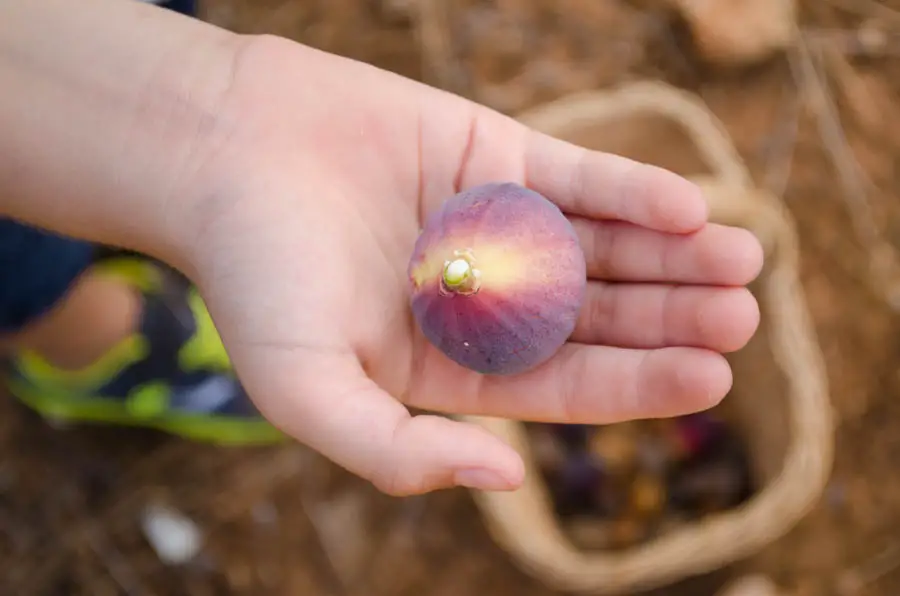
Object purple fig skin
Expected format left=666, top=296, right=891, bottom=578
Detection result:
left=407, top=182, right=587, bottom=375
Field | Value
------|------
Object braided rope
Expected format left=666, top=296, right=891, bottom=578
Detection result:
left=461, top=80, right=834, bottom=594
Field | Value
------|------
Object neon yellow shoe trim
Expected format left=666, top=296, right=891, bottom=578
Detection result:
left=94, top=255, right=232, bottom=374
left=13, top=334, right=149, bottom=393
left=92, top=256, right=164, bottom=293
left=8, top=377, right=287, bottom=446
left=125, top=382, right=171, bottom=419
left=178, top=288, right=231, bottom=373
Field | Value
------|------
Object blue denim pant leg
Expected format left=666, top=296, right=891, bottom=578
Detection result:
left=0, top=219, right=96, bottom=335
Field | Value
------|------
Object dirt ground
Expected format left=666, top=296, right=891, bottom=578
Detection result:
left=4, top=0, right=900, bottom=595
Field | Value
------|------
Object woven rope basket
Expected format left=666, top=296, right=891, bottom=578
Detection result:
left=460, top=81, right=835, bottom=594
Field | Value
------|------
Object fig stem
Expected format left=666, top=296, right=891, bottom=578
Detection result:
left=441, top=256, right=481, bottom=295
left=444, top=258, right=470, bottom=285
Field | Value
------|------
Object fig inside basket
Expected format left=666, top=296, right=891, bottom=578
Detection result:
left=459, top=81, right=834, bottom=595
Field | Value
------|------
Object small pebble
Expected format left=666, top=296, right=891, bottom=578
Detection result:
left=857, top=20, right=888, bottom=55
left=140, top=503, right=203, bottom=566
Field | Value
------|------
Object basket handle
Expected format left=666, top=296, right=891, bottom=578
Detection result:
left=462, top=81, right=834, bottom=594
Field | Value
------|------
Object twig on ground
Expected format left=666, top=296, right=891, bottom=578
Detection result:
left=837, top=541, right=900, bottom=595
left=787, top=30, right=900, bottom=309
left=82, top=522, right=149, bottom=596
left=803, top=26, right=895, bottom=57
left=821, top=0, right=900, bottom=27
left=761, top=79, right=800, bottom=199
left=819, top=41, right=886, bottom=138
left=294, top=484, right=353, bottom=596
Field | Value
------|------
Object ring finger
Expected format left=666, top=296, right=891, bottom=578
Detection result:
left=571, top=217, right=764, bottom=285
left=570, top=282, right=760, bottom=352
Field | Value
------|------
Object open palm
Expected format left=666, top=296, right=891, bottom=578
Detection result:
left=185, top=38, right=763, bottom=496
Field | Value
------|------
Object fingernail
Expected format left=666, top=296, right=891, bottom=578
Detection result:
left=454, top=468, right=513, bottom=491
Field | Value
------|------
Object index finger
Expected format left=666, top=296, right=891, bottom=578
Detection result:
left=523, top=130, right=709, bottom=234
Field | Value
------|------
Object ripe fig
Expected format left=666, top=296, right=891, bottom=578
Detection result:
left=407, top=182, right=587, bottom=375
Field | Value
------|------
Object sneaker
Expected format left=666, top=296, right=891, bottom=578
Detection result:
left=5, top=256, right=286, bottom=446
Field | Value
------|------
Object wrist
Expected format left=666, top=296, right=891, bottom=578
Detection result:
left=0, top=0, right=250, bottom=271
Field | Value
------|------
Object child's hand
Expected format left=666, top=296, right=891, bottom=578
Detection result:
left=179, top=38, right=764, bottom=496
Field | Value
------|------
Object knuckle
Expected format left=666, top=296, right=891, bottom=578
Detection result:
left=371, top=468, right=422, bottom=497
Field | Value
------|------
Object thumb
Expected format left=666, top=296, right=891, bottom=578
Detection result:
left=248, top=350, right=525, bottom=496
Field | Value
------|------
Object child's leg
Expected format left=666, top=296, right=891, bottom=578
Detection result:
left=3, top=254, right=141, bottom=370
left=0, top=217, right=284, bottom=445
